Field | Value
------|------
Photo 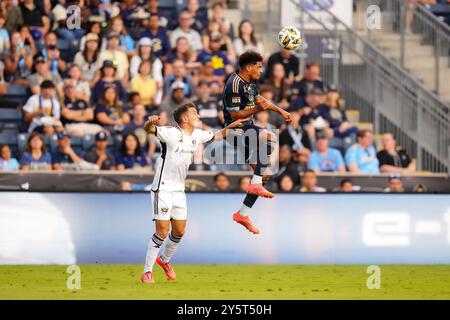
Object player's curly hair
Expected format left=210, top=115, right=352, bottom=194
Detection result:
left=173, top=102, right=196, bottom=124
left=238, top=50, right=263, bottom=69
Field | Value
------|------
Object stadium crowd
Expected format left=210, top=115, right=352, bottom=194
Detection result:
left=0, top=0, right=425, bottom=192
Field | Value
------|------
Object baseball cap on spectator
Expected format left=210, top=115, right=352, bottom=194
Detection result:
left=64, top=79, right=75, bottom=88
left=308, top=87, right=325, bottom=96
left=56, top=131, right=71, bottom=140
left=315, top=130, right=328, bottom=140
left=95, top=131, right=108, bottom=142
left=327, top=84, right=338, bottom=92
left=130, top=8, right=150, bottom=20
left=89, top=15, right=105, bottom=23
left=110, top=5, right=121, bottom=18
left=40, top=80, right=55, bottom=89
left=34, top=55, right=46, bottom=65
left=138, top=37, right=153, bottom=47
left=107, top=31, right=120, bottom=40
left=85, top=33, right=99, bottom=42
left=101, top=60, right=117, bottom=70
left=171, top=80, right=186, bottom=91
left=53, top=5, right=67, bottom=21
left=388, top=173, right=402, bottom=181
left=210, top=32, right=223, bottom=42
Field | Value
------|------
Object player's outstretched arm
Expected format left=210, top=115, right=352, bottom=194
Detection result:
left=229, top=107, right=261, bottom=120
left=255, top=95, right=292, bottom=123
left=143, top=115, right=160, bottom=134
left=213, top=118, right=247, bottom=141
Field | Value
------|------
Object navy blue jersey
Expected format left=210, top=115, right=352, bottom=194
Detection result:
left=222, top=73, right=259, bottom=127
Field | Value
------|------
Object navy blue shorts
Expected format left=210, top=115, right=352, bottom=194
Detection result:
left=226, top=124, right=263, bottom=164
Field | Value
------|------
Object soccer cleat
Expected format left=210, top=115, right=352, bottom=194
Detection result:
left=247, top=183, right=274, bottom=198
left=233, top=212, right=260, bottom=235
left=156, top=256, right=176, bottom=280
left=140, top=271, right=155, bottom=284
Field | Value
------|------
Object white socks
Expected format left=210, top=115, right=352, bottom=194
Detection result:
left=250, top=174, right=263, bottom=184
left=144, top=233, right=165, bottom=273
left=160, top=233, right=182, bottom=264
left=240, top=204, right=251, bottom=216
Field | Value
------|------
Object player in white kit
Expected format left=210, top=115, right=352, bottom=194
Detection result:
left=141, top=102, right=244, bottom=283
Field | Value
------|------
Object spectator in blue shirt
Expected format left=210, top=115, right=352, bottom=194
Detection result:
left=20, top=132, right=52, bottom=171
left=116, top=133, right=149, bottom=170
left=52, top=132, right=82, bottom=170
left=345, top=129, right=380, bottom=174
left=197, top=32, right=233, bottom=78
left=308, top=132, right=346, bottom=173
left=141, top=14, right=170, bottom=60
left=163, top=58, right=197, bottom=98
left=0, top=144, right=20, bottom=171
left=108, top=16, right=135, bottom=56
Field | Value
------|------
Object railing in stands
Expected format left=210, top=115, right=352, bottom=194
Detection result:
left=364, top=0, right=450, bottom=103
left=241, top=0, right=450, bottom=173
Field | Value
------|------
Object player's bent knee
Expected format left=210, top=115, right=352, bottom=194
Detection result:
left=171, top=228, right=185, bottom=238
left=169, top=232, right=183, bottom=243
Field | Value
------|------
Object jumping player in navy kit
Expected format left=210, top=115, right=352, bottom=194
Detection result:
left=222, top=50, right=292, bottom=235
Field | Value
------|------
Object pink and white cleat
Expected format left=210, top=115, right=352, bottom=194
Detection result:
left=140, top=271, right=155, bottom=284
left=156, top=256, right=176, bottom=280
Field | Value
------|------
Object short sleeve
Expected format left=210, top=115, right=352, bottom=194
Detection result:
left=156, top=126, right=180, bottom=144
left=307, top=153, right=319, bottom=170
left=333, top=149, right=345, bottom=168
left=200, top=130, right=214, bottom=143
left=344, top=147, right=357, bottom=166
left=19, top=153, right=31, bottom=166
left=115, top=153, right=124, bottom=166
left=43, top=153, right=52, bottom=164
left=94, top=104, right=108, bottom=116
left=23, top=95, right=37, bottom=114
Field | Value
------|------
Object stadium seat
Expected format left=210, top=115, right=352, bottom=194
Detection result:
left=82, top=135, right=95, bottom=153
left=48, top=134, right=59, bottom=154
left=0, top=109, right=22, bottom=133
left=17, top=133, right=28, bottom=154
left=70, top=136, right=83, bottom=155
left=113, top=134, right=123, bottom=152
left=0, top=132, right=18, bottom=156
left=328, top=137, right=345, bottom=155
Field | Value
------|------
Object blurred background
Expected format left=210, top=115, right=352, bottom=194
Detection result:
left=0, top=0, right=448, bottom=193
left=0, top=0, right=449, bottom=265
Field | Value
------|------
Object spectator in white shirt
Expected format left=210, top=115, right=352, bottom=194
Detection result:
left=98, top=31, right=129, bottom=83
left=169, top=10, right=203, bottom=52
left=233, top=20, right=264, bottom=57
left=23, top=79, right=63, bottom=135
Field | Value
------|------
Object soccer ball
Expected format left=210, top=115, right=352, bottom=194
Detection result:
left=278, top=26, right=303, bottom=50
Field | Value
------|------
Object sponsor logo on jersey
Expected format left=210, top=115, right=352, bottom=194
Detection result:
left=232, top=97, right=241, bottom=104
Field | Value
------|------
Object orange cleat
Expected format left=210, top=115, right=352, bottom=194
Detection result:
left=156, top=256, right=176, bottom=280
left=140, top=271, right=155, bottom=284
left=233, top=212, right=260, bottom=235
left=247, top=183, right=274, bottom=198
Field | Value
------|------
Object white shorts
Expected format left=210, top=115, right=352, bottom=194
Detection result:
left=151, top=190, right=187, bottom=221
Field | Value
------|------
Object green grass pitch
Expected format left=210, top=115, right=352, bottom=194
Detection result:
left=1, top=265, right=450, bottom=299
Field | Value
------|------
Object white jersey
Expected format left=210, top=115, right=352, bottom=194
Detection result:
left=151, top=126, right=214, bottom=192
